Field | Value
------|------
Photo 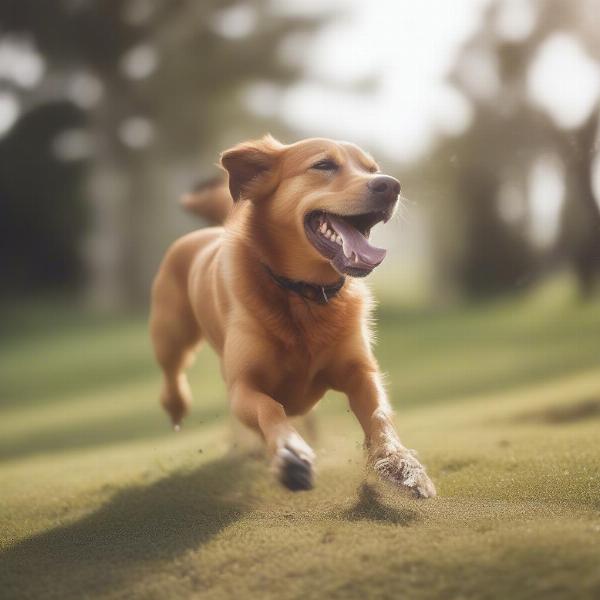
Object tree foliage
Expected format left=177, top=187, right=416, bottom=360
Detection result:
left=0, top=0, right=325, bottom=302
left=419, top=0, right=600, bottom=298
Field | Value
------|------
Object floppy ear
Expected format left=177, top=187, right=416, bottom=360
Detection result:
left=220, top=135, right=284, bottom=202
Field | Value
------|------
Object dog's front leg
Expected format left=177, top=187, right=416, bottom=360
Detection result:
left=229, top=380, right=315, bottom=491
left=346, top=368, right=436, bottom=499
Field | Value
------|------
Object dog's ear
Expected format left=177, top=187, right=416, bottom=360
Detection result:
left=220, top=135, right=284, bottom=202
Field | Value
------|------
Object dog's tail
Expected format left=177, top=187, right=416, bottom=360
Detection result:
left=180, top=176, right=233, bottom=225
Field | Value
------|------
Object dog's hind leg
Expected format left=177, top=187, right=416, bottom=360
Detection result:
left=150, top=274, right=202, bottom=429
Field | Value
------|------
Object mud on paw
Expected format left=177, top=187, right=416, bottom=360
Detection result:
left=371, top=448, right=436, bottom=499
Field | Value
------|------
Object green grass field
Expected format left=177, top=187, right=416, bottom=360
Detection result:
left=1, top=285, right=599, bottom=599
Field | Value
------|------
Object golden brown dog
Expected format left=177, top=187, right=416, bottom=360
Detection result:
left=150, top=135, right=436, bottom=497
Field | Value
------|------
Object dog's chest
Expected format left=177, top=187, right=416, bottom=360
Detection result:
left=269, top=343, right=335, bottom=416
left=264, top=299, right=364, bottom=414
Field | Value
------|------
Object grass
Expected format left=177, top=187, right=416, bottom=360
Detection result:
left=1, top=285, right=599, bottom=599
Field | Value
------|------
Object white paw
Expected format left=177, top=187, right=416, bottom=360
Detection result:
left=370, top=448, right=436, bottom=499
left=272, top=433, right=315, bottom=492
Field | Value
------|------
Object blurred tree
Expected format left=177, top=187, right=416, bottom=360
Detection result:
left=554, top=96, right=600, bottom=297
left=537, top=0, right=600, bottom=297
left=0, top=0, right=326, bottom=305
left=417, top=0, right=600, bottom=298
left=0, top=102, right=87, bottom=294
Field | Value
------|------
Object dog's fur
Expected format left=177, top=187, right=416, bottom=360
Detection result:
left=150, top=135, right=435, bottom=497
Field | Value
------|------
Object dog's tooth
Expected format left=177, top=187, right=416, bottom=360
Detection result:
left=354, top=253, right=359, bottom=263
left=325, top=231, right=331, bottom=239
left=342, top=239, right=352, bottom=258
left=336, top=235, right=342, bottom=244
left=320, top=222, right=327, bottom=234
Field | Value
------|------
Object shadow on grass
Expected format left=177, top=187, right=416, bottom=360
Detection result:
left=0, top=456, right=256, bottom=600
left=0, top=405, right=226, bottom=462
left=514, top=396, right=600, bottom=425
left=341, top=483, right=421, bottom=526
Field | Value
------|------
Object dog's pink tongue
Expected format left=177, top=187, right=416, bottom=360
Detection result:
left=327, top=215, right=387, bottom=267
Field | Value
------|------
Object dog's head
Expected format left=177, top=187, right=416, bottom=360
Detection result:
left=221, top=135, right=400, bottom=278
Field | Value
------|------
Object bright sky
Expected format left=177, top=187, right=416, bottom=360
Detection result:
left=2, top=0, right=599, bottom=176
left=271, top=0, right=600, bottom=165
left=275, top=0, right=491, bottom=162
left=527, top=32, right=600, bottom=129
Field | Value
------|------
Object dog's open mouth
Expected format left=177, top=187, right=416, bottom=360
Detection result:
left=304, top=210, right=388, bottom=277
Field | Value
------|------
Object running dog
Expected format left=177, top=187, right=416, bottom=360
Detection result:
left=150, top=135, right=436, bottom=497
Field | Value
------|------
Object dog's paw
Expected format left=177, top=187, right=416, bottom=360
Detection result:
left=370, top=448, right=436, bottom=499
left=272, top=435, right=315, bottom=492
left=276, top=448, right=314, bottom=491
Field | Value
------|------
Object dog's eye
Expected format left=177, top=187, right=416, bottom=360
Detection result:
left=311, top=159, right=339, bottom=171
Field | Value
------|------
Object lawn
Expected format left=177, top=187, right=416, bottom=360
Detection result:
left=1, top=285, right=599, bottom=599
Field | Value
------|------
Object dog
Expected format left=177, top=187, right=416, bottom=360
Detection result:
left=150, top=135, right=436, bottom=497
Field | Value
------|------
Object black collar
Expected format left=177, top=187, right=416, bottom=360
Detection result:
left=262, top=264, right=345, bottom=305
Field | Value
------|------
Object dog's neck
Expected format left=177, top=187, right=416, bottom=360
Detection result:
left=261, top=263, right=345, bottom=305
left=226, top=211, right=366, bottom=351
left=236, top=202, right=344, bottom=286
left=227, top=204, right=357, bottom=331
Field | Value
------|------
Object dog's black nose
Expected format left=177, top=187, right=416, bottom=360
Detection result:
left=367, top=175, right=401, bottom=198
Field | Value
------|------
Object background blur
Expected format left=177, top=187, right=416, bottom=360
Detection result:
left=2, top=0, right=600, bottom=309
left=1, top=2, right=600, bottom=598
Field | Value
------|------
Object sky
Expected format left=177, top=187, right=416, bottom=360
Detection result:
left=2, top=0, right=599, bottom=162
left=268, top=0, right=600, bottom=165
left=274, top=0, right=490, bottom=162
